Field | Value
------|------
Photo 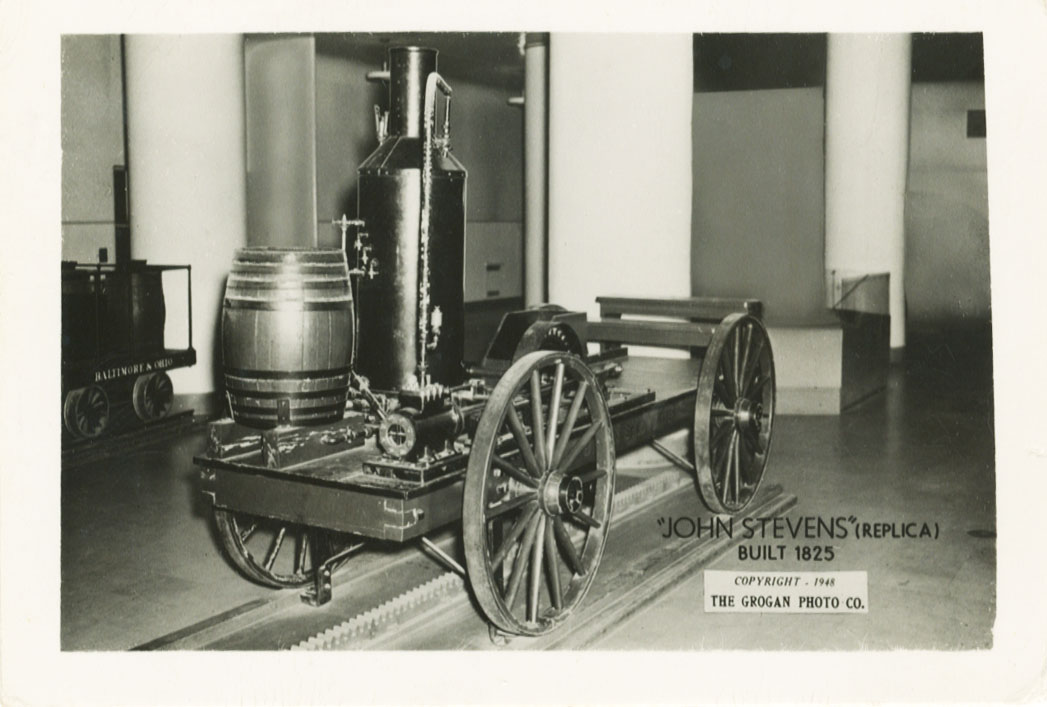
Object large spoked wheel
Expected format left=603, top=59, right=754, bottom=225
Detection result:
left=213, top=509, right=350, bottom=588
left=463, top=351, right=616, bottom=636
left=63, top=385, right=110, bottom=439
left=132, top=371, right=174, bottom=422
left=695, top=313, right=775, bottom=514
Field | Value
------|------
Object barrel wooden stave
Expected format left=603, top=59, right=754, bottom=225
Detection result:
left=222, top=248, right=354, bottom=429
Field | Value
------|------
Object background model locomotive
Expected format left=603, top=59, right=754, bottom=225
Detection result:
left=62, top=257, right=196, bottom=442
left=200, top=45, right=776, bottom=638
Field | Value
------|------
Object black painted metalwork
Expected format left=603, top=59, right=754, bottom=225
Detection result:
left=355, top=47, right=467, bottom=390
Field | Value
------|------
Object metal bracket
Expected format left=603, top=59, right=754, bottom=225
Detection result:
left=382, top=501, right=424, bottom=532
left=302, top=563, right=335, bottom=608
left=300, top=542, right=364, bottom=608
left=419, top=536, right=465, bottom=577
left=488, top=624, right=512, bottom=646
left=650, top=440, right=696, bottom=475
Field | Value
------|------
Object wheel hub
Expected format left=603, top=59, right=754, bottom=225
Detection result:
left=539, top=471, right=584, bottom=515
left=733, top=398, right=763, bottom=434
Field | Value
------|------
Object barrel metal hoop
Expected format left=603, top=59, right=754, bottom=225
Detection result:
left=223, top=366, right=351, bottom=380
left=222, top=299, right=353, bottom=311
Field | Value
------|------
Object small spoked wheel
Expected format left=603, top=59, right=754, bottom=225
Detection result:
left=463, top=350, right=615, bottom=636
left=213, top=509, right=350, bottom=588
left=63, top=385, right=110, bottom=439
left=132, top=371, right=174, bottom=422
left=695, top=313, right=775, bottom=514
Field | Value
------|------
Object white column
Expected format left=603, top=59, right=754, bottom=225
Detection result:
left=244, top=35, right=318, bottom=248
left=825, top=33, right=911, bottom=350
left=523, top=33, right=549, bottom=306
left=125, top=34, right=248, bottom=397
left=548, top=34, right=693, bottom=321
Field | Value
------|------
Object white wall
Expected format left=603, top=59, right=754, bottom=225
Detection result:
left=906, top=81, right=990, bottom=323
left=691, top=86, right=827, bottom=324
left=124, top=35, right=248, bottom=395
left=824, top=34, right=912, bottom=348
left=548, top=34, right=693, bottom=323
left=61, top=35, right=124, bottom=263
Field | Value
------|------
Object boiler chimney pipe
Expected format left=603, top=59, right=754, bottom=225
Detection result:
left=388, top=46, right=438, bottom=138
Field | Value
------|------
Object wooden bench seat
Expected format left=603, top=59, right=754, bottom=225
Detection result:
left=588, top=295, right=762, bottom=354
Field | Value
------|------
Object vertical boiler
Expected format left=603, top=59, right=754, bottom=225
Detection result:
left=354, top=46, right=467, bottom=392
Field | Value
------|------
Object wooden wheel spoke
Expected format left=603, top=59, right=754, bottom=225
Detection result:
left=529, top=371, right=548, bottom=472
left=722, top=338, right=739, bottom=402
left=504, top=513, right=542, bottom=608
left=551, top=381, right=588, bottom=467
left=558, top=418, right=604, bottom=473
left=491, top=504, right=539, bottom=570
left=239, top=522, right=258, bottom=543
left=543, top=518, right=563, bottom=610
left=710, top=439, right=733, bottom=492
left=732, top=327, right=743, bottom=394
left=487, top=491, right=538, bottom=519
left=742, top=335, right=766, bottom=397
left=741, top=427, right=762, bottom=457
left=719, top=432, right=737, bottom=503
left=710, top=419, right=733, bottom=458
left=749, top=371, right=771, bottom=398
left=574, top=467, right=607, bottom=485
left=491, top=455, right=538, bottom=488
left=506, top=406, right=541, bottom=477
left=714, top=372, right=733, bottom=407
left=732, top=433, right=741, bottom=503
left=263, top=526, right=287, bottom=572
left=528, top=517, right=547, bottom=622
left=737, top=324, right=753, bottom=394
left=569, top=509, right=601, bottom=530
left=552, top=516, right=585, bottom=576
left=294, top=530, right=308, bottom=574
left=711, top=405, right=733, bottom=418
left=546, top=363, right=565, bottom=462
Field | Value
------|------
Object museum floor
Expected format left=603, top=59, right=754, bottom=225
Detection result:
left=61, top=325, right=996, bottom=651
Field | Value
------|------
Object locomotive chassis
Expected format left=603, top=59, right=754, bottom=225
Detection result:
left=198, top=349, right=696, bottom=543
left=195, top=296, right=777, bottom=633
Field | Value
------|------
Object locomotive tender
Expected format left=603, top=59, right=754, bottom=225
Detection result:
left=196, top=46, right=777, bottom=637
left=62, top=258, right=196, bottom=442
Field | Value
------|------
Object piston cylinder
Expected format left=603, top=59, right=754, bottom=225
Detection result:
left=355, top=46, right=467, bottom=391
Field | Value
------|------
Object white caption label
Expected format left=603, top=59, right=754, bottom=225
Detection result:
left=704, top=570, right=869, bottom=613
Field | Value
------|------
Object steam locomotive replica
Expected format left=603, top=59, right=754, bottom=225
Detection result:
left=196, top=46, right=777, bottom=637
left=62, top=257, right=195, bottom=443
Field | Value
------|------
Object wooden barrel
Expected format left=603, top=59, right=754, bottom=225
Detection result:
left=222, top=248, right=354, bottom=428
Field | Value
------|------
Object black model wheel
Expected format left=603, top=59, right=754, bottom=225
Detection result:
left=463, top=350, right=615, bottom=636
left=213, top=509, right=350, bottom=588
left=132, top=371, right=174, bottom=422
left=63, top=385, right=110, bottom=439
left=694, top=313, right=775, bottom=514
